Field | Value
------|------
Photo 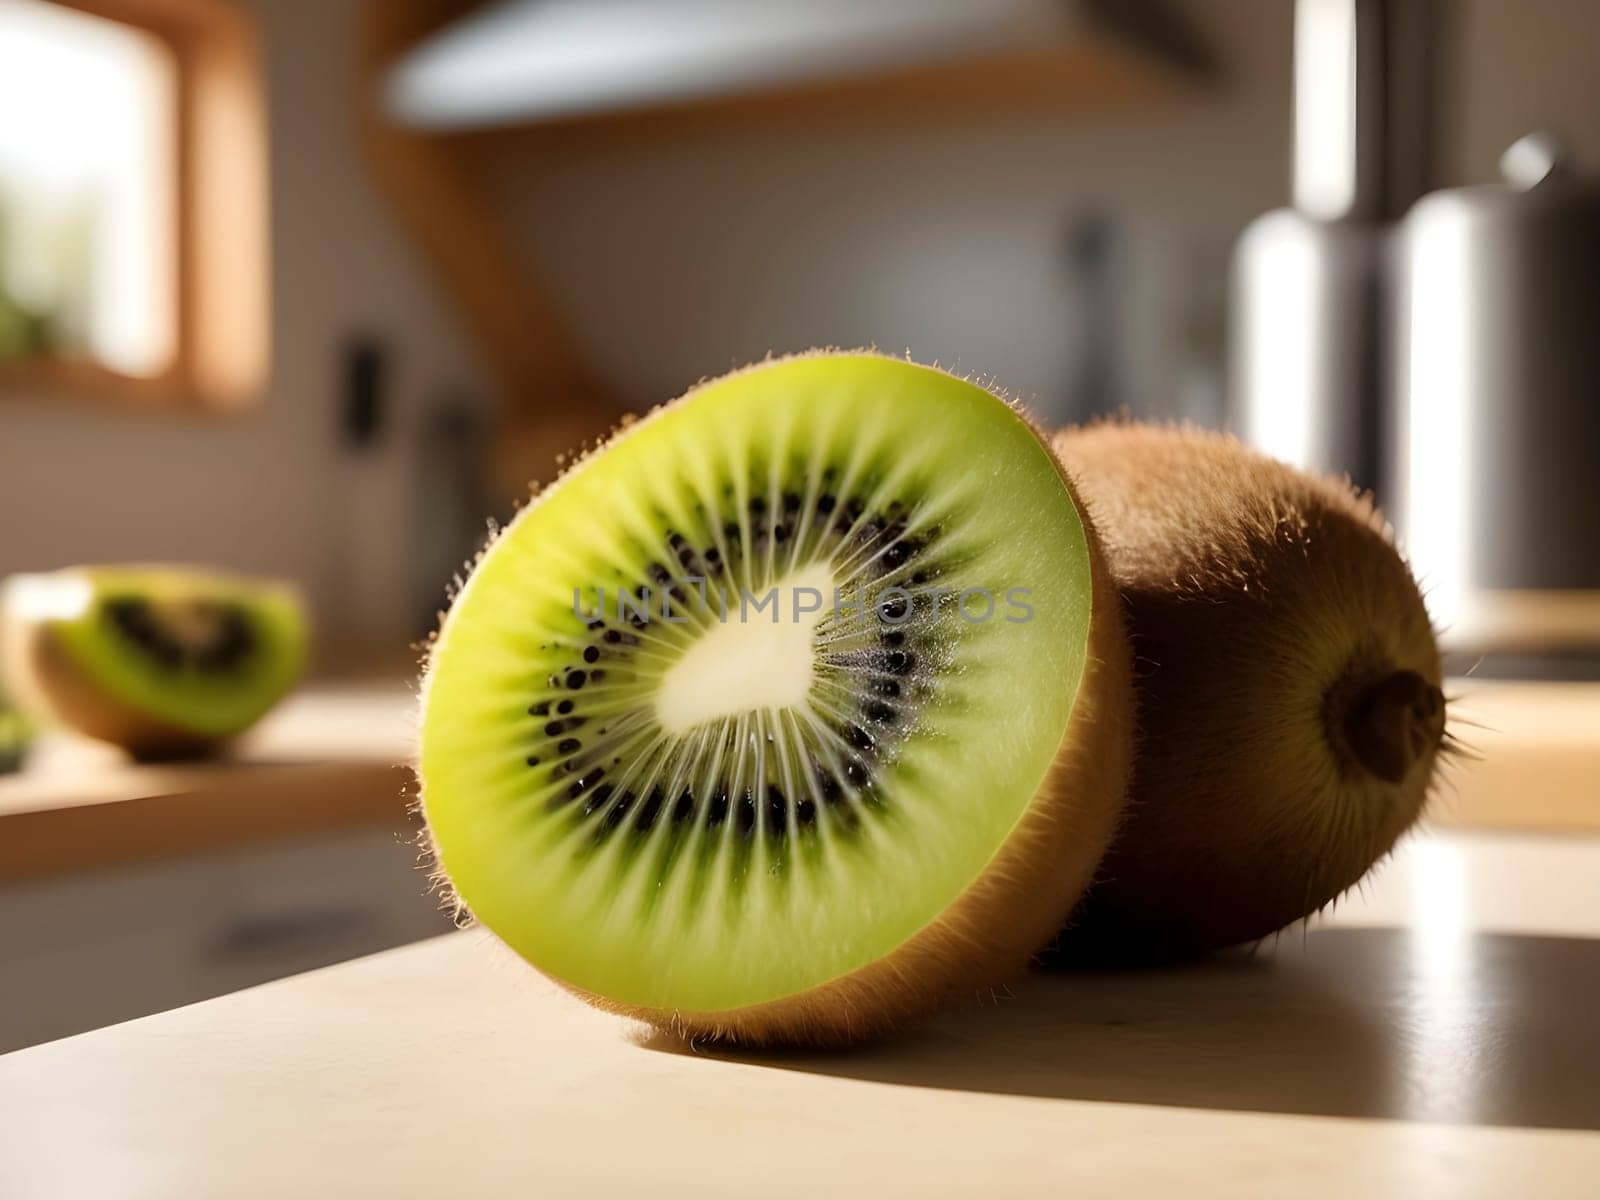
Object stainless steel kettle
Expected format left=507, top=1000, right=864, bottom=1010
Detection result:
left=1391, top=133, right=1600, bottom=655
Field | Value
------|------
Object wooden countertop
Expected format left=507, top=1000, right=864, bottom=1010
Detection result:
left=1, top=828, right=1597, bottom=1198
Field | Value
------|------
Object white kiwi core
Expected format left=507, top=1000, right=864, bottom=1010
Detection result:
left=654, top=561, right=835, bottom=735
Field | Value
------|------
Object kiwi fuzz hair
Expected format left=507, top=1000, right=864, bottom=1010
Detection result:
left=417, top=352, right=1135, bottom=1046
left=1044, top=422, right=1445, bottom=964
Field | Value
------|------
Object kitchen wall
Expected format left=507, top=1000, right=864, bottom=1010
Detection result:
left=489, top=2, right=1294, bottom=426
left=1445, top=0, right=1600, bottom=181
left=488, top=0, right=1600, bottom=421
left=0, top=0, right=488, bottom=650
left=1, top=0, right=1595, bottom=649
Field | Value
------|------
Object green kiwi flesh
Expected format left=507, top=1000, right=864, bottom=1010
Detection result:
left=1045, top=423, right=1445, bottom=963
left=420, top=353, right=1132, bottom=1045
left=0, top=565, right=307, bottom=759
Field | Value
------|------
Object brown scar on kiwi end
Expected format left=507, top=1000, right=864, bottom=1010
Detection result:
left=1041, top=422, right=1448, bottom=965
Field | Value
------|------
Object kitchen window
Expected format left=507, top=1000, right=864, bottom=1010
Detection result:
left=0, top=0, right=267, bottom=409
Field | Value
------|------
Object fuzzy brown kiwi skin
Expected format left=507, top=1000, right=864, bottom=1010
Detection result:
left=420, top=352, right=1135, bottom=1047
left=1041, top=422, right=1444, bottom=965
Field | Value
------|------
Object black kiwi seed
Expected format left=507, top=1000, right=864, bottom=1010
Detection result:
left=647, top=563, right=671, bottom=585
left=865, top=700, right=898, bottom=725
left=588, top=669, right=607, bottom=683
left=817, top=494, right=837, bottom=514
left=704, top=547, right=721, bottom=563
left=706, top=789, right=730, bottom=826
left=737, top=792, right=758, bottom=836
left=765, top=786, right=787, bottom=834
left=568, top=769, right=604, bottom=799
left=603, top=629, right=622, bottom=644
left=636, top=789, right=664, bottom=832
left=883, top=542, right=913, bottom=569
left=544, top=720, right=565, bottom=736
left=601, top=789, right=632, bottom=830
left=526, top=755, right=541, bottom=767
left=845, top=724, right=874, bottom=751
left=558, top=738, right=582, bottom=755
left=874, top=679, right=902, bottom=699
left=557, top=699, right=574, bottom=715
left=585, top=783, right=615, bottom=816
left=529, top=701, right=550, bottom=716
left=884, top=650, right=914, bottom=674
left=816, top=767, right=844, bottom=802
left=879, top=596, right=909, bottom=621
left=674, top=790, right=698, bottom=824
left=796, top=797, right=818, bottom=827
left=583, top=646, right=600, bottom=664
left=750, top=496, right=767, bottom=516
left=567, top=670, right=587, bottom=689
left=782, top=492, right=800, bottom=512
left=844, top=759, right=869, bottom=787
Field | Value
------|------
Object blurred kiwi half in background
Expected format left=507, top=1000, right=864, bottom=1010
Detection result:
left=1, top=565, right=307, bottom=762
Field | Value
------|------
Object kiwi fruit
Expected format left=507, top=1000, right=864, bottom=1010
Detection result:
left=0, top=698, right=31, bottom=775
left=0, top=565, right=307, bottom=761
left=1044, top=423, right=1446, bottom=963
left=419, top=352, right=1133, bottom=1045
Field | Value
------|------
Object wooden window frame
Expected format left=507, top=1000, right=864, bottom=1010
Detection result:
left=0, top=0, right=269, bottom=414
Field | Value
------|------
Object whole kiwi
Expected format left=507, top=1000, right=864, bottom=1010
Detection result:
left=1044, top=423, right=1447, bottom=963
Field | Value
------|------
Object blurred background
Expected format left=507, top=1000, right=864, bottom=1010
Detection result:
left=1, top=0, right=1596, bottom=1051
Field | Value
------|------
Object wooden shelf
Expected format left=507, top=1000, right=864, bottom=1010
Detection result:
left=4, top=675, right=1594, bottom=885
left=0, top=682, right=419, bottom=882
left=384, top=0, right=1210, bottom=136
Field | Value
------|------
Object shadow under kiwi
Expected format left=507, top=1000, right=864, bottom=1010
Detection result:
left=633, top=927, right=1600, bottom=1132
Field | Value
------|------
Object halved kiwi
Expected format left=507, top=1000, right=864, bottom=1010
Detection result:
left=0, top=700, right=30, bottom=775
left=0, top=565, right=307, bottom=760
left=420, top=353, right=1132, bottom=1045
left=1045, top=423, right=1446, bottom=963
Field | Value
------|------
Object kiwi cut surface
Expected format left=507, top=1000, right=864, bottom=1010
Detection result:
left=1045, top=424, right=1445, bottom=963
left=420, top=353, right=1132, bottom=1044
left=0, top=565, right=307, bottom=760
